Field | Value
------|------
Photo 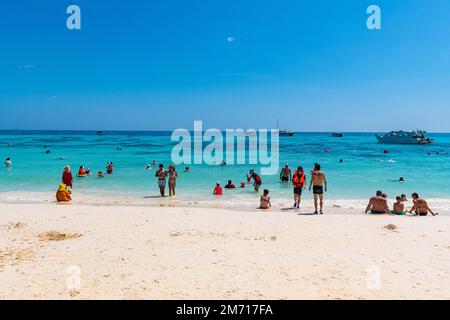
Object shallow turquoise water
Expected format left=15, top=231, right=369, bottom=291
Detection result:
left=1, top=131, right=450, bottom=203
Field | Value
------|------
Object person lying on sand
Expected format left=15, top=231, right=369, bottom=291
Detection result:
left=365, top=190, right=390, bottom=214
left=407, top=193, right=438, bottom=216
left=56, top=184, right=72, bottom=203
left=391, top=196, right=405, bottom=215
left=259, top=189, right=271, bottom=209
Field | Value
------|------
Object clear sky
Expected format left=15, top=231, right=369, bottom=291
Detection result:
left=0, top=0, right=449, bottom=132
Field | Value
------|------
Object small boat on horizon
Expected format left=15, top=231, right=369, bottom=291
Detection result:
left=276, top=120, right=294, bottom=137
left=332, top=132, right=344, bottom=137
left=376, top=130, right=433, bottom=145
left=96, top=131, right=104, bottom=136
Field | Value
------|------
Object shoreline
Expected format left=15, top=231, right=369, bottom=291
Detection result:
left=1, top=202, right=449, bottom=299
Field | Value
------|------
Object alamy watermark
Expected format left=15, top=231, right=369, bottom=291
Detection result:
left=171, top=121, right=279, bottom=176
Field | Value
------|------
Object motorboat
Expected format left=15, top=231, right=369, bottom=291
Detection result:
left=375, top=130, right=433, bottom=144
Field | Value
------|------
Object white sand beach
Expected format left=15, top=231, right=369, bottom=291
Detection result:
left=1, top=202, right=449, bottom=300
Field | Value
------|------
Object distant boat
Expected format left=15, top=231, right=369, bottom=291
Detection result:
left=376, top=130, right=433, bottom=145
left=276, top=120, right=294, bottom=137
left=96, top=131, right=104, bottom=136
left=332, top=132, right=343, bottom=137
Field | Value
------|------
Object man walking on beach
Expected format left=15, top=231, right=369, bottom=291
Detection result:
left=309, top=163, right=327, bottom=214
left=155, top=164, right=167, bottom=197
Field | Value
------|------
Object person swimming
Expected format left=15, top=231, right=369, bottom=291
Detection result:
left=259, top=189, right=271, bottom=209
left=78, top=166, right=85, bottom=176
left=225, top=180, right=236, bottom=189
left=106, top=162, right=114, bottom=174
left=62, top=166, right=73, bottom=189
left=146, top=163, right=152, bottom=170
left=56, top=184, right=72, bottom=203
left=391, top=196, right=405, bottom=215
left=98, top=171, right=104, bottom=177
left=240, top=182, right=246, bottom=188
left=184, top=167, right=190, bottom=173
left=399, top=177, right=405, bottom=182
left=213, top=181, right=223, bottom=195
left=85, top=168, right=91, bottom=176
left=5, top=157, right=12, bottom=168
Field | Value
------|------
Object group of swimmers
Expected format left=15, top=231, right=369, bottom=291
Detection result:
left=365, top=190, right=438, bottom=216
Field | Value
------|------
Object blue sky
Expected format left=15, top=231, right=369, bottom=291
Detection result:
left=0, top=0, right=449, bottom=131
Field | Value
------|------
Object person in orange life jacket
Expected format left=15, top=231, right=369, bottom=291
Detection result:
left=292, top=166, right=306, bottom=208
left=247, top=170, right=262, bottom=192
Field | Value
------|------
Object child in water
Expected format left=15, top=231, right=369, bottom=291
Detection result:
left=259, top=189, right=271, bottom=209
left=5, top=157, right=12, bottom=168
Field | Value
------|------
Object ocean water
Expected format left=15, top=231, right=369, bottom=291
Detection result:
left=1, top=130, right=450, bottom=210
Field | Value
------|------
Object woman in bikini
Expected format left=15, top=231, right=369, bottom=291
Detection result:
left=408, top=193, right=438, bottom=216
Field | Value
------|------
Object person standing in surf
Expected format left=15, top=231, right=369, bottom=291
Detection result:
left=155, top=164, right=167, bottom=197
left=280, top=164, right=292, bottom=182
left=292, top=166, right=306, bottom=209
left=168, top=165, right=178, bottom=197
left=309, top=163, right=327, bottom=214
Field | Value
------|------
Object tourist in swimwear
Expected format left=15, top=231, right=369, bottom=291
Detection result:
left=225, top=180, right=236, bottom=189
left=62, top=165, right=73, bottom=189
left=85, top=168, right=91, bottom=176
left=401, top=194, right=407, bottom=202
left=247, top=170, right=262, bottom=192
left=168, top=165, right=178, bottom=196
left=309, top=163, right=327, bottom=214
left=98, top=171, right=104, bottom=177
left=292, top=166, right=306, bottom=209
left=259, top=189, right=271, bottom=209
left=56, top=184, right=72, bottom=202
left=213, top=181, right=223, bottom=195
left=146, top=163, right=152, bottom=170
left=5, top=157, right=12, bottom=168
left=240, top=182, right=246, bottom=188
left=365, top=190, right=390, bottom=214
left=78, top=166, right=85, bottom=176
left=407, top=193, right=438, bottom=216
left=106, top=162, right=114, bottom=174
left=155, top=164, right=167, bottom=197
left=184, top=167, right=190, bottom=173
left=391, top=196, right=405, bottom=215
left=280, top=164, right=292, bottom=182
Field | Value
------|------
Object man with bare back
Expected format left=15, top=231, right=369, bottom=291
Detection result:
left=365, top=190, right=390, bottom=214
left=309, top=163, right=327, bottom=214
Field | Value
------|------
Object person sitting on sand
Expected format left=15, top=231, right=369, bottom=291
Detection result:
left=56, top=184, right=72, bottom=202
left=155, top=164, right=167, bottom=197
left=5, top=157, right=12, bottom=168
left=259, top=189, right=271, bottom=209
left=213, top=181, right=223, bottom=195
left=391, top=196, right=405, bottom=215
left=225, top=180, right=236, bottom=189
left=365, top=190, right=390, bottom=214
left=62, top=166, right=73, bottom=189
left=407, top=193, right=438, bottom=216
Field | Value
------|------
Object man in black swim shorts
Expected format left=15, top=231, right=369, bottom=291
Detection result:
left=309, top=163, right=327, bottom=214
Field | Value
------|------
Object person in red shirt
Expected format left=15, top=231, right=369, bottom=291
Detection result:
left=224, top=180, right=236, bottom=189
left=213, top=181, right=223, bottom=195
left=62, top=165, right=73, bottom=189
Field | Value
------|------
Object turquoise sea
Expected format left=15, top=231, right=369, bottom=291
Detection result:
left=1, top=131, right=450, bottom=209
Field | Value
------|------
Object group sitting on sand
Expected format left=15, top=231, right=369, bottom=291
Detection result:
left=365, top=190, right=438, bottom=216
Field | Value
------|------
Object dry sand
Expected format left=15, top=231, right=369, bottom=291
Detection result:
left=0, top=203, right=449, bottom=300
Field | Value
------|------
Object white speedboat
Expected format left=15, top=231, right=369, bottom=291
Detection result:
left=276, top=120, right=294, bottom=136
left=376, top=130, right=433, bottom=144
